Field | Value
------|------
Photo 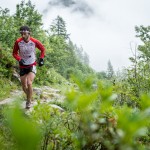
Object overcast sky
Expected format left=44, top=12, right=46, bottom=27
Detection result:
left=1, top=0, right=150, bottom=72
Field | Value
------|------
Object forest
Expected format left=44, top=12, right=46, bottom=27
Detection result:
left=0, top=0, right=150, bottom=150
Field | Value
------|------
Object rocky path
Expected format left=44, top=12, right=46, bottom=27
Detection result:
left=0, top=86, right=65, bottom=111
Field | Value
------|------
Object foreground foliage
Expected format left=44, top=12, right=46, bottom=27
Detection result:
left=0, top=77, right=150, bottom=150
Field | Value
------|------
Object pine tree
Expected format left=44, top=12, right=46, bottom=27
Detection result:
left=50, top=16, right=69, bottom=39
left=14, top=0, right=43, bottom=39
left=107, top=60, right=114, bottom=79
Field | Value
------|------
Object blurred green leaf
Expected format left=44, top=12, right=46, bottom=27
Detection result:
left=4, top=104, right=41, bottom=150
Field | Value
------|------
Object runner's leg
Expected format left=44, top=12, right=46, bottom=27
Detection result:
left=26, top=72, right=35, bottom=102
left=20, top=75, right=28, bottom=95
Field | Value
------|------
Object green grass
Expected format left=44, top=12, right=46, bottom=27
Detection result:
left=0, top=78, right=18, bottom=101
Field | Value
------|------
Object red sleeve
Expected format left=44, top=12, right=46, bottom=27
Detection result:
left=13, top=41, right=21, bottom=61
left=35, top=39, right=45, bottom=58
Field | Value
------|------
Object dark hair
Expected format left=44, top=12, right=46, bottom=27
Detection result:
left=20, top=25, right=31, bottom=32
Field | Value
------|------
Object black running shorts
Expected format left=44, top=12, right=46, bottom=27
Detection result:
left=20, top=66, right=36, bottom=76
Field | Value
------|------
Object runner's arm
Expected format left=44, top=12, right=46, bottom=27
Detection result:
left=35, top=40, right=45, bottom=58
left=13, top=41, right=21, bottom=61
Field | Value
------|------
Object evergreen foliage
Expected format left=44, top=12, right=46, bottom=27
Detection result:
left=107, top=60, right=114, bottom=79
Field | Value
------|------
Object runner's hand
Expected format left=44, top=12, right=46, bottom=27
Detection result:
left=39, top=58, right=44, bottom=66
left=19, top=59, right=25, bottom=65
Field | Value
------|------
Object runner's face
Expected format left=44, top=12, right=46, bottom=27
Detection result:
left=20, top=31, right=30, bottom=41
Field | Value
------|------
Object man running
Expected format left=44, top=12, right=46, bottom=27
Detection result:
left=13, top=25, right=45, bottom=109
